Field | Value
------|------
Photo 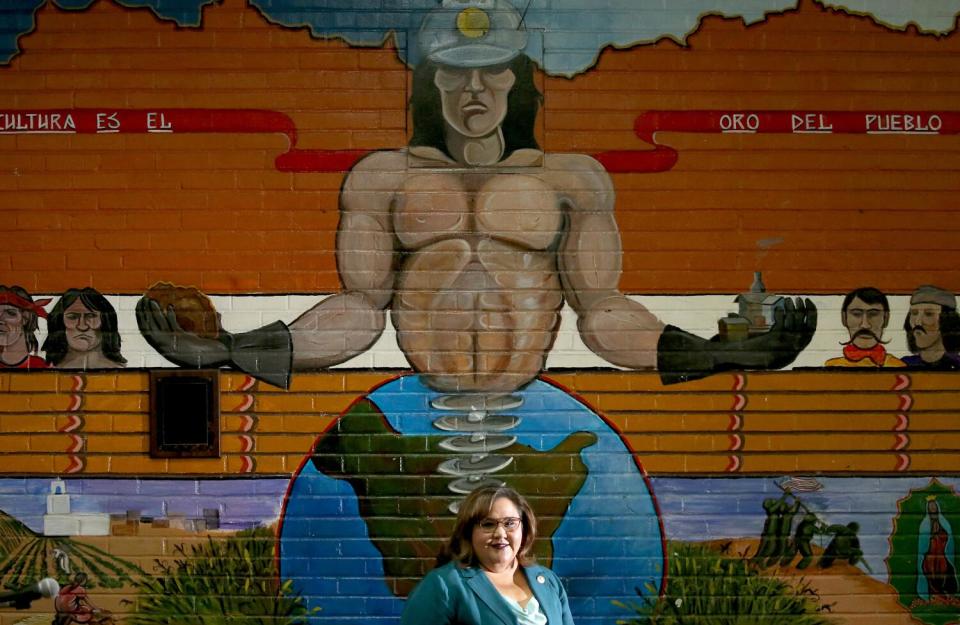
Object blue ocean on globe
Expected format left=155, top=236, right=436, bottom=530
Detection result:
left=279, top=375, right=664, bottom=625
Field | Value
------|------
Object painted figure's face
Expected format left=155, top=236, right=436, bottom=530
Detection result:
left=64, top=299, right=103, bottom=354
left=909, top=303, right=942, bottom=351
left=435, top=65, right=515, bottom=137
left=471, top=497, right=523, bottom=572
left=0, top=304, right=25, bottom=348
left=843, top=297, right=888, bottom=349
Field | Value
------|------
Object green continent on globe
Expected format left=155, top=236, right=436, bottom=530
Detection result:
left=311, top=399, right=597, bottom=597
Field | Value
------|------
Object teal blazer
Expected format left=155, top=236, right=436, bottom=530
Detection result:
left=401, top=561, right=575, bottom=625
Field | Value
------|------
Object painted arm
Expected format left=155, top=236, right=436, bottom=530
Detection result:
left=137, top=152, right=403, bottom=388
left=556, top=154, right=664, bottom=370
left=288, top=151, right=402, bottom=370
left=555, top=154, right=817, bottom=384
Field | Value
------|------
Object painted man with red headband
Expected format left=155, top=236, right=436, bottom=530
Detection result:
left=0, top=285, right=50, bottom=369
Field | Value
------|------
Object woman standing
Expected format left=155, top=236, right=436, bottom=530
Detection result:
left=402, top=486, right=574, bottom=625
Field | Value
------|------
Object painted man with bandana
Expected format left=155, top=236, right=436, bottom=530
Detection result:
left=825, top=287, right=905, bottom=368
left=138, top=0, right=816, bottom=390
left=0, top=285, right=50, bottom=369
left=902, top=285, right=960, bottom=370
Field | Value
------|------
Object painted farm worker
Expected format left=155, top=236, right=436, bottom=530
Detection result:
left=819, top=522, right=863, bottom=569
left=902, top=285, right=960, bottom=370
left=136, top=0, right=816, bottom=391
left=54, top=572, right=99, bottom=625
left=917, top=496, right=958, bottom=598
left=401, top=485, right=574, bottom=625
left=0, top=284, right=50, bottom=369
left=783, top=512, right=824, bottom=570
left=43, top=288, right=127, bottom=369
left=825, top=287, right=905, bottom=367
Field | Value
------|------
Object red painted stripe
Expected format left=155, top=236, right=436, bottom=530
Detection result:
left=234, top=394, right=255, bottom=412
left=68, top=394, right=83, bottom=412
left=65, top=456, right=84, bottom=474
left=725, top=455, right=742, bottom=472
left=731, top=394, right=747, bottom=412
left=727, top=413, right=742, bottom=431
left=894, top=414, right=909, bottom=432
left=732, top=374, right=746, bottom=392
left=892, top=374, right=911, bottom=391
left=898, top=394, right=913, bottom=411
left=895, top=453, right=911, bottom=472
left=59, top=414, right=83, bottom=433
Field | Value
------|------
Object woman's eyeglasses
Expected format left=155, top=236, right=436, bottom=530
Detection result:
left=477, top=517, right=521, bottom=533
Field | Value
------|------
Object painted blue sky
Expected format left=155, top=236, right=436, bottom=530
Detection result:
left=0, top=477, right=290, bottom=531
left=3, top=1, right=960, bottom=74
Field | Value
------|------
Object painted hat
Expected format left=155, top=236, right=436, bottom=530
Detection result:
left=910, top=285, right=957, bottom=309
left=418, top=0, right=528, bottom=68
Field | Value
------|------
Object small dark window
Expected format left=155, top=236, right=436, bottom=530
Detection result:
left=149, top=370, right=220, bottom=458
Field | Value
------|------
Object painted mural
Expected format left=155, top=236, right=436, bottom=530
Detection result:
left=2, top=0, right=960, bottom=623
left=2, top=476, right=959, bottom=622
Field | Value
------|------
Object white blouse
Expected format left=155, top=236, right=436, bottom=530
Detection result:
left=502, top=595, right=548, bottom=625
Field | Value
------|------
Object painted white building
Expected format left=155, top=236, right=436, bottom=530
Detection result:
left=42, top=479, right=110, bottom=537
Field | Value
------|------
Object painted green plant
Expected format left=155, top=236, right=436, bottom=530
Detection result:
left=614, top=542, right=832, bottom=625
left=129, top=526, right=315, bottom=625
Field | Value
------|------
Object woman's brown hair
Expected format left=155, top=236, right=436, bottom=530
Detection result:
left=437, top=485, right=537, bottom=568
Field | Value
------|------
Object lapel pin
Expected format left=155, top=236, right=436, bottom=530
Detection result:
left=537, top=575, right=546, bottom=584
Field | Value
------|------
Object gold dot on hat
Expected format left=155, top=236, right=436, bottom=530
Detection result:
left=457, top=7, right=491, bottom=39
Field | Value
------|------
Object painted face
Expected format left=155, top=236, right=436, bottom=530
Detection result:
left=64, top=299, right=103, bottom=354
left=909, top=303, right=942, bottom=351
left=435, top=66, right=516, bottom=138
left=0, top=304, right=25, bottom=348
left=842, top=297, right=888, bottom=349
left=471, top=496, right=523, bottom=572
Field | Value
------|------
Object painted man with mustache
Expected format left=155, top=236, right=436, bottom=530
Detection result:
left=901, top=285, right=960, bottom=370
left=825, top=286, right=905, bottom=367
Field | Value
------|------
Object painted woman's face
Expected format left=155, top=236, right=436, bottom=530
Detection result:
left=435, top=66, right=516, bottom=138
left=64, top=299, right=103, bottom=354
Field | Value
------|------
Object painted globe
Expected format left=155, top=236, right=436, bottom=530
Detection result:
left=278, top=375, right=664, bottom=625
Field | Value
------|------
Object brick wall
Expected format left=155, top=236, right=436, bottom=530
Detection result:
left=4, top=1, right=960, bottom=293
left=2, top=1, right=960, bottom=624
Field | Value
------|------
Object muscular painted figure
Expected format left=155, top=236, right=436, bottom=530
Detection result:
left=137, top=0, right=816, bottom=391
left=290, top=133, right=664, bottom=392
